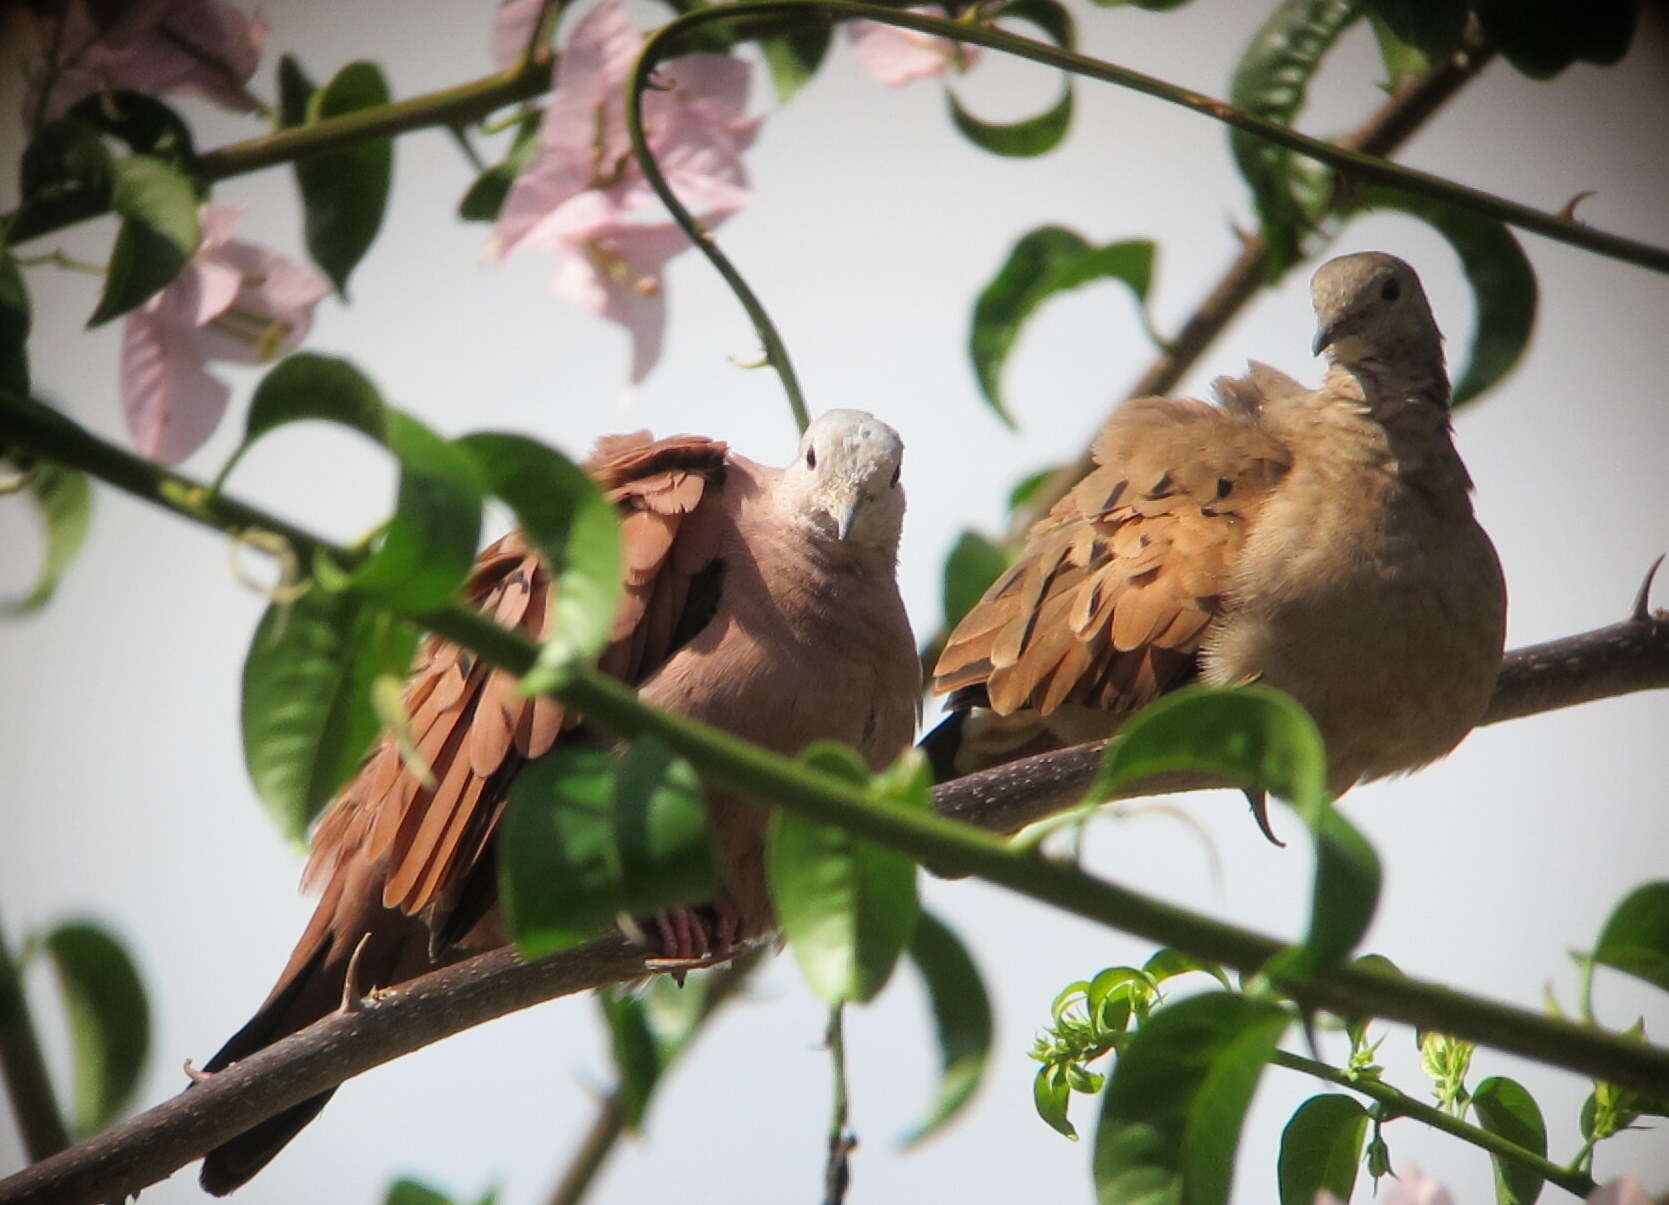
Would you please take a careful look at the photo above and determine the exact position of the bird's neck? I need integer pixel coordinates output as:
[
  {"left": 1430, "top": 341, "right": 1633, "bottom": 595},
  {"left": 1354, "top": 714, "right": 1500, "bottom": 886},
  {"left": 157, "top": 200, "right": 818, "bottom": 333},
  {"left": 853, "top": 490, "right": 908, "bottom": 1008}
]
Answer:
[{"left": 1320, "top": 360, "right": 1476, "bottom": 509}]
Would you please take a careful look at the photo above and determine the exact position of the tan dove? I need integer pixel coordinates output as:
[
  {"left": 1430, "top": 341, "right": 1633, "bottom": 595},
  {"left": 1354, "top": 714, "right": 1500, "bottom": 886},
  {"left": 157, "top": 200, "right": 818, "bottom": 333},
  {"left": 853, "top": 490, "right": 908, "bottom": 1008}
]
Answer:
[
  {"left": 200, "top": 411, "right": 920, "bottom": 1194},
  {"left": 928, "top": 252, "right": 1507, "bottom": 831}
]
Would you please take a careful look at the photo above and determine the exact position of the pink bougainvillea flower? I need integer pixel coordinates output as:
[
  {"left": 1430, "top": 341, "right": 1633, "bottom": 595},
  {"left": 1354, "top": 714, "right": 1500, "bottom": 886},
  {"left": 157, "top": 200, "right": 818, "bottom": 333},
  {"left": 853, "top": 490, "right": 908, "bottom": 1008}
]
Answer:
[
  {"left": 121, "top": 205, "right": 329, "bottom": 463},
  {"left": 847, "top": 6, "right": 980, "bottom": 88},
  {"left": 492, "top": 0, "right": 759, "bottom": 382},
  {"left": 491, "top": 0, "right": 548, "bottom": 70},
  {"left": 1587, "top": 1180, "right": 1651, "bottom": 1205},
  {"left": 18, "top": 0, "right": 269, "bottom": 125}
]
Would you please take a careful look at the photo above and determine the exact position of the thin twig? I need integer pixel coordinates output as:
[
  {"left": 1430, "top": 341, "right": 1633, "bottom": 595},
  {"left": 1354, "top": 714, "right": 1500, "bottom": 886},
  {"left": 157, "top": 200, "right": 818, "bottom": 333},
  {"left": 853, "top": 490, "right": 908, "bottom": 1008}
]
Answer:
[{"left": 822, "top": 1005, "right": 854, "bottom": 1205}]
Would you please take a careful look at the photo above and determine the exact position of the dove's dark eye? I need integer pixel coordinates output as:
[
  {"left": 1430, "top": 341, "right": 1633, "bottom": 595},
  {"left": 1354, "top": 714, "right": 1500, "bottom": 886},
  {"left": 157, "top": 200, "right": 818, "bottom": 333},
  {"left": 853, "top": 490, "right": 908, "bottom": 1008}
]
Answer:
[
  {"left": 805, "top": 447, "right": 816, "bottom": 469},
  {"left": 1381, "top": 278, "right": 1401, "bottom": 302}
]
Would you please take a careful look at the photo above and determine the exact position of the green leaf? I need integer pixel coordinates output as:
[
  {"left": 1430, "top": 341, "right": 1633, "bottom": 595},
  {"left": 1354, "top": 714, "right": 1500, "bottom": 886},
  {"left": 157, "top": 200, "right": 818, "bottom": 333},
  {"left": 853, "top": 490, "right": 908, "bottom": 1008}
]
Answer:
[
  {"left": 1366, "top": 15, "right": 1431, "bottom": 89},
  {"left": 11, "top": 120, "right": 114, "bottom": 241},
  {"left": 295, "top": 61, "right": 393, "bottom": 295},
  {"left": 242, "top": 588, "right": 419, "bottom": 840},
  {"left": 1007, "top": 465, "right": 1056, "bottom": 514},
  {"left": 1473, "top": 1076, "right": 1547, "bottom": 1205},
  {"left": 455, "top": 432, "right": 621, "bottom": 686},
  {"left": 499, "top": 739, "right": 714, "bottom": 958},
  {"left": 1089, "top": 685, "right": 1379, "bottom": 973},
  {"left": 768, "top": 743, "right": 922, "bottom": 1005},
  {"left": 1277, "top": 1094, "right": 1369, "bottom": 1205},
  {"left": 87, "top": 156, "right": 200, "bottom": 327},
  {"left": 384, "top": 1179, "right": 455, "bottom": 1205},
  {"left": 970, "top": 227, "right": 1155, "bottom": 426},
  {"left": 601, "top": 972, "right": 710, "bottom": 1130},
  {"left": 1034, "top": 1062, "right": 1078, "bottom": 1139},
  {"left": 1228, "top": 0, "right": 1360, "bottom": 279},
  {"left": 40, "top": 921, "right": 150, "bottom": 1133},
  {"left": 1, "top": 457, "right": 92, "bottom": 616},
  {"left": 948, "top": 0, "right": 1074, "bottom": 158},
  {"left": 1142, "top": 948, "right": 1232, "bottom": 991},
  {"left": 64, "top": 91, "right": 199, "bottom": 179},
  {"left": 1093, "top": 992, "right": 1289, "bottom": 1205},
  {"left": 1359, "top": 0, "right": 1464, "bottom": 60},
  {"left": 277, "top": 54, "right": 317, "bottom": 127},
  {"left": 0, "top": 251, "right": 27, "bottom": 394},
  {"left": 760, "top": 20, "right": 832, "bottom": 104},
  {"left": 457, "top": 113, "right": 541, "bottom": 223},
  {"left": 1474, "top": 0, "right": 1635, "bottom": 79},
  {"left": 228, "top": 354, "right": 485, "bottom": 612},
  {"left": 1356, "top": 186, "right": 1536, "bottom": 406},
  {"left": 902, "top": 910, "right": 993, "bottom": 1146},
  {"left": 941, "top": 530, "right": 1008, "bottom": 632},
  {"left": 1593, "top": 881, "right": 1669, "bottom": 995}
]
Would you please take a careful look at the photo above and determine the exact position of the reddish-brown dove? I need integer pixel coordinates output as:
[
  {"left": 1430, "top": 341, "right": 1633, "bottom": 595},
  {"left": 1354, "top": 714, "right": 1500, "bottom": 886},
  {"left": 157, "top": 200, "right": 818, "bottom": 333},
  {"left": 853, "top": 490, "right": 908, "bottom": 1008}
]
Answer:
[
  {"left": 928, "top": 252, "right": 1507, "bottom": 828},
  {"left": 199, "top": 410, "right": 919, "bottom": 1194}
]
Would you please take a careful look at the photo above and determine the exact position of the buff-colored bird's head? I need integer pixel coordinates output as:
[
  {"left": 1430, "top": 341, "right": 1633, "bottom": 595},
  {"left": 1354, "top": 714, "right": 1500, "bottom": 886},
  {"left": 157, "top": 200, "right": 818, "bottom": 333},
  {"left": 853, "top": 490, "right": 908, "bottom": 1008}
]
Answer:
[
  {"left": 781, "top": 409, "right": 906, "bottom": 551},
  {"left": 1309, "top": 252, "right": 1444, "bottom": 375}
]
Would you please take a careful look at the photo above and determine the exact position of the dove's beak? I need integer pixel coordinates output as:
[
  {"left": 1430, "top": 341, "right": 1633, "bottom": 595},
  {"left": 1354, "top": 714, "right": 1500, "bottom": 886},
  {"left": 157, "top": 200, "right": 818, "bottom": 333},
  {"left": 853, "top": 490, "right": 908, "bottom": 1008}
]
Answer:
[
  {"left": 1311, "top": 322, "right": 1338, "bottom": 357},
  {"left": 835, "top": 494, "right": 864, "bottom": 541}
]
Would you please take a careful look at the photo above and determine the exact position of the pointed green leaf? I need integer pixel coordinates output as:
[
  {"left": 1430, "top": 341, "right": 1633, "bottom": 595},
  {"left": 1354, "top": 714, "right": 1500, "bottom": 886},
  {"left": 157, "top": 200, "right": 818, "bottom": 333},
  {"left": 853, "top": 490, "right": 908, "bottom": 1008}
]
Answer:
[
  {"left": 760, "top": 20, "right": 832, "bottom": 104},
  {"left": 88, "top": 156, "right": 199, "bottom": 326},
  {"left": 1472, "top": 1076, "right": 1547, "bottom": 1205},
  {"left": 1366, "top": 15, "right": 1431, "bottom": 89},
  {"left": 1034, "top": 1062, "right": 1078, "bottom": 1139},
  {"left": 768, "top": 743, "right": 922, "bottom": 1004},
  {"left": 1277, "top": 1094, "right": 1369, "bottom": 1205},
  {"left": 1007, "top": 465, "right": 1056, "bottom": 514},
  {"left": 457, "top": 113, "right": 541, "bottom": 223},
  {"left": 277, "top": 54, "right": 317, "bottom": 127},
  {"left": 40, "top": 921, "right": 150, "bottom": 1134},
  {"left": 500, "top": 739, "right": 714, "bottom": 958},
  {"left": 454, "top": 432, "right": 621, "bottom": 687},
  {"left": 601, "top": 971, "right": 711, "bottom": 1130},
  {"left": 1228, "top": 0, "right": 1360, "bottom": 278},
  {"left": 2, "top": 456, "right": 91, "bottom": 617},
  {"left": 295, "top": 61, "right": 393, "bottom": 295},
  {"left": 65, "top": 91, "right": 199, "bottom": 179},
  {"left": 384, "top": 1182, "right": 454, "bottom": 1205},
  {"left": 1142, "top": 948, "right": 1232, "bottom": 991},
  {"left": 970, "top": 227, "right": 1155, "bottom": 425},
  {"left": 242, "top": 589, "right": 419, "bottom": 840},
  {"left": 1593, "top": 881, "right": 1669, "bottom": 995},
  {"left": 1474, "top": 0, "right": 1635, "bottom": 79},
  {"left": 1093, "top": 992, "right": 1289, "bottom": 1205},
  {"left": 902, "top": 910, "right": 993, "bottom": 1146},
  {"left": 948, "top": 0, "right": 1074, "bottom": 158},
  {"left": 1356, "top": 186, "right": 1536, "bottom": 406},
  {"left": 941, "top": 530, "right": 1008, "bottom": 631},
  {"left": 227, "top": 354, "right": 485, "bottom": 612}
]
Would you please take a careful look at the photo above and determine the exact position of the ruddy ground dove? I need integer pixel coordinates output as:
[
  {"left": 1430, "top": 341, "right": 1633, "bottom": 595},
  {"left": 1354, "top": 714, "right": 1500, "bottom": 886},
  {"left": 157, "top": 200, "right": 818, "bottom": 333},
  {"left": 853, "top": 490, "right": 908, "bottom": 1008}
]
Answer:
[
  {"left": 199, "top": 410, "right": 920, "bottom": 1193},
  {"left": 928, "top": 252, "right": 1508, "bottom": 827}
]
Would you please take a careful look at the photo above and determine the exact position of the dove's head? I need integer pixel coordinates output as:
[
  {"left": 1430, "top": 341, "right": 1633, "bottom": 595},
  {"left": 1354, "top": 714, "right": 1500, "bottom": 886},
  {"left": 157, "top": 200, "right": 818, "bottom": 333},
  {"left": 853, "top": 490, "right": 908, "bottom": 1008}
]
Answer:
[
  {"left": 1309, "top": 252, "right": 1443, "bottom": 377},
  {"left": 781, "top": 409, "right": 906, "bottom": 551}
]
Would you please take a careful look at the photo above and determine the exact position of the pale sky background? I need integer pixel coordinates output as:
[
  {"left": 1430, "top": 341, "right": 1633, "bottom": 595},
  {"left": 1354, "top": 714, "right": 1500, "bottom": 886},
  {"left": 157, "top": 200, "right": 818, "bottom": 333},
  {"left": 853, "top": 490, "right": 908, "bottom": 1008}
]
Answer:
[{"left": 3, "top": 2, "right": 1668, "bottom": 1203}]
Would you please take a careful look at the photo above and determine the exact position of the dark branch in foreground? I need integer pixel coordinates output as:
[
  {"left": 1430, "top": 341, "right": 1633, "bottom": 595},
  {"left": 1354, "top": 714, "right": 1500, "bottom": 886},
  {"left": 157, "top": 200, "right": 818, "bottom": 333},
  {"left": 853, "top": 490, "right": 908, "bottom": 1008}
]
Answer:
[{"left": 2, "top": 587, "right": 1664, "bottom": 1205}]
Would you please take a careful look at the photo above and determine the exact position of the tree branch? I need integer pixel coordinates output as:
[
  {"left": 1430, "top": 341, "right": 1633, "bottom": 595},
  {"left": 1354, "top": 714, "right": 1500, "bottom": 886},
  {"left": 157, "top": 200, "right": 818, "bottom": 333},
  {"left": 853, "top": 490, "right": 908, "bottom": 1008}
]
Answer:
[
  {"left": 0, "top": 910, "right": 69, "bottom": 1163},
  {"left": 3, "top": 403, "right": 1667, "bottom": 1205}
]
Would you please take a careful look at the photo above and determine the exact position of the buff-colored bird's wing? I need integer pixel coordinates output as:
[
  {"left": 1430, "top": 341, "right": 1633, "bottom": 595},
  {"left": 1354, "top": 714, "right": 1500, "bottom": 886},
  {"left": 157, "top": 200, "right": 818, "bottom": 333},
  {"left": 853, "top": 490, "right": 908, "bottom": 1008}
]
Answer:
[{"left": 934, "top": 394, "right": 1291, "bottom": 723}]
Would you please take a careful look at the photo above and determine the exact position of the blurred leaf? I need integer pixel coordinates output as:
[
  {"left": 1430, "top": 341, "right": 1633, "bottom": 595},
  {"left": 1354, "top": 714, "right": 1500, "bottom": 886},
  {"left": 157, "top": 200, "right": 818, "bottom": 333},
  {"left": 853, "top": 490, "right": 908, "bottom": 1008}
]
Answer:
[
  {"left": 64, "top": 91, "right": 199, "bottom": 179},
  {"left": 228, "top": 354, "right": 485, "bottom": 612},
  {"left": 500, "top": 740, "right": 714, "bottom": 958},
  {"left": 1095, "top": 0, "right": 1194, "bottom": 7},
  {"left": 1277, "top": 1094, "right": 1368, "bottom": 1205},
  {"left": 457, "top": 112, "right": 541, "bottom": 222},
  {"left": 295, "top": 61, "right": 393, "bottom": 295},
  {"left": 970, "top": 227, "right": 1155, "bottom": 426},
  {"left": 1357, "top": 186, "right": 1536, "bottom": 406},
  {"left": 1, "top": 458, "right": 92, "bottom": 616},
  {"left": 1473, "top": 1076, "right": 1547, "bottom": 1205},
  {"left": 1228, "top": 0, "right": 1359, "bottom": 278},
  {"left": 941, "top": 530, "right": 1008, "bottom": 631},
  {"left": 456, "top": 432, "right": 621, "bottom": 688},
  {"left": 903, "top": 910, "right": 993, "bottom": 1146},
  {"left": 1367, "top": 15, "right": 1431, "bottom": 87},
  {"left": 1593, "top": 881, "right": 1669, "bottom": 995},
  {"left": 40, "top": 921, "right": 150, "bottom": 1133},
  {"left": 1090, "top": 685, "right": 1378, "bottom": 973},
  {"left": 948, "top": 0, "right": 1074, "bottom": 158},
  {"left": 761, "top": 20, "right": 832, "bottom": 104},
  {"left": 1143, "top": 948, "right": 1232, "bottom": 991},
  {"left": 1034, "top": 1062, "right": 1078, "bottom": 1139},
  {"left": 276, "top": 53, "right": 316, "bottom": 127},
  {"left": 1359, "top": 0, "right": 1463, "bottom": 60},
  {"left": 88, "top": 156, "right": 199, "bottom": 327},
  {"left": 242, "top": 589, "right": 418, "bottom": 840},
  {"left": 0, "top": 251, "right": 27, "bottom": 394},
  {"left": 11, "top": 119, "right": 114, "bottom": 239},
  {"left": 602, "top": 972, "right": 711, "bottom": 1130},
  {"left": 1094, "top": 992, "right": 1288, "bottom": 1205},
  {"left": 384, "top": 1180, "right": 454, "bottom": 1205},
  {"left": 768, "top": 743, "right": 922, "bottom": 1004},
  {"left": 1474, "top": 0, "right": 1635, "bottom": 79},
  {"left": 1007, "top": 465, "right": 1056, "bottom": 514}
]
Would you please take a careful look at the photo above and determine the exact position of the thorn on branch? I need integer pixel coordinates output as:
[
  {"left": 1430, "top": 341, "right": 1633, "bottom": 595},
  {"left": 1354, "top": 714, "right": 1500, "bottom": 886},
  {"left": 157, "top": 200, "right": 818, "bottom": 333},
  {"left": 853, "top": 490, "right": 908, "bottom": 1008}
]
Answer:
[
  {"left": 338, "top": 932, "right": 374, "bottom": 1014},
  {"left": 1559, "top": 190, "right": 1597, "bottom": 222},
  {"left": 1631, "top": 554, "right": 1664, "bottom": 622},
  {"left": 181, "top": 1059, "right": 214, "bottom": 1084}
]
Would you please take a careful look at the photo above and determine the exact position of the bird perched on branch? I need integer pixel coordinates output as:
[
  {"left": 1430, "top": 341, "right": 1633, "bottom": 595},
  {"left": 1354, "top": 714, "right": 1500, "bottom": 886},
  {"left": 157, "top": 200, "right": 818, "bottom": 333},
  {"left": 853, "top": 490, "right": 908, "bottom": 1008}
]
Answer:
[
  {"left": 199, "top": 410, "right": 919, "bottom": 1194},
  {"left": 927, "top": 252, "right": 1507, "bottom": 834}
]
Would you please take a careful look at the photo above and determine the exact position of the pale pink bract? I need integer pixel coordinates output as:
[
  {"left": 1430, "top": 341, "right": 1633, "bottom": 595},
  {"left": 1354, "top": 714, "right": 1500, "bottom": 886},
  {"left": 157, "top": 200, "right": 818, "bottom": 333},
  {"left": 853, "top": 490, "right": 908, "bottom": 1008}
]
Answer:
[{"left": 848, "top": 5, "right": 980, "bottom": 88}]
